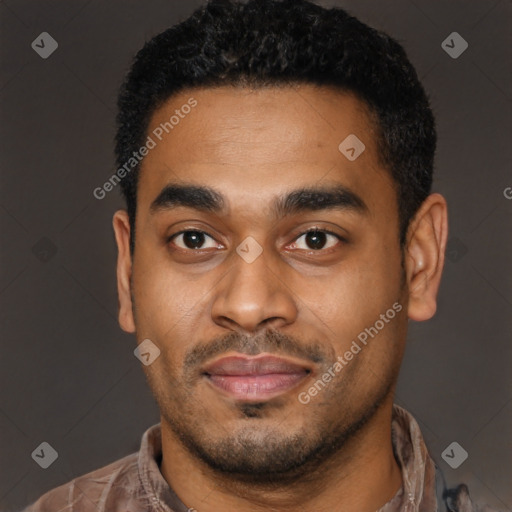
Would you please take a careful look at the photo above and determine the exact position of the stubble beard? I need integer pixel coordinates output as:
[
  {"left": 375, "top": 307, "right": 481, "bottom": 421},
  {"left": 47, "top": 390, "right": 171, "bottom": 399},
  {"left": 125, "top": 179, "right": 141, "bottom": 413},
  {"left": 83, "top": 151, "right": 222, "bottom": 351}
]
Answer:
[{"left": 152, "top": 357, "right": 398, "bottom": 486}]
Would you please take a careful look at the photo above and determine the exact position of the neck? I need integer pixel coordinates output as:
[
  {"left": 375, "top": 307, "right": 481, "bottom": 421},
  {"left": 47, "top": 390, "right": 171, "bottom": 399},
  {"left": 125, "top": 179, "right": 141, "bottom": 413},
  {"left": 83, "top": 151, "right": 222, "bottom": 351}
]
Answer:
[{"left": 160, "top": 399, "right": 402, "bottom": 512}]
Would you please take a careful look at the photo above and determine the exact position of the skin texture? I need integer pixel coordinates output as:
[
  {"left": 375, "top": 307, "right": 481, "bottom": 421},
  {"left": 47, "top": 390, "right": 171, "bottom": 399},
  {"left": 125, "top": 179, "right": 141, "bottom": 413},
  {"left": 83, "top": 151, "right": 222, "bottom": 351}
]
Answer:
[{"left": 112, "top": 85, "right": 448, "bottom": 512}]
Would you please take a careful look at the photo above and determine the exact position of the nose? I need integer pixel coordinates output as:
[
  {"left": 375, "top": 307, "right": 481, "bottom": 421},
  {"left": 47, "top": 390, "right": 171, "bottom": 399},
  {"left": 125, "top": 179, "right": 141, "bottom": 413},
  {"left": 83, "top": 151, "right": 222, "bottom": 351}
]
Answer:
[{"left": 211, "top": 248, "right": 298, "bottom": 334}]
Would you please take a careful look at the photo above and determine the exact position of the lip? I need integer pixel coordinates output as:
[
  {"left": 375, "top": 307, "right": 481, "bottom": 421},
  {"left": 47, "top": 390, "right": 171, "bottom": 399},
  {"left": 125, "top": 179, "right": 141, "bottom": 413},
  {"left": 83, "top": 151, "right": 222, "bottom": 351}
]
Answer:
[{"left": 202, "top": 354, "right": 311, "bottom": 401}]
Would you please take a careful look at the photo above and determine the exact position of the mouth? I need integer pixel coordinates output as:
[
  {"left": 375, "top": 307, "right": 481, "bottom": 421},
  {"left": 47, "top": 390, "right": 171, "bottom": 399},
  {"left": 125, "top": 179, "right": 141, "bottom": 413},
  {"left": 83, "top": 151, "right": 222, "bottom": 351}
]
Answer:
[{"left": 202, "top": 354, "right": 312, "bottom": 401}]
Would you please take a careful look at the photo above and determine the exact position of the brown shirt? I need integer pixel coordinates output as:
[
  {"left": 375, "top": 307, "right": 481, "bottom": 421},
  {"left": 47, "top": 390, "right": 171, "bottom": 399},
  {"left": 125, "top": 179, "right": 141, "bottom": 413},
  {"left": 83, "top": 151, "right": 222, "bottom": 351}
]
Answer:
[{"left": 21, "top": 405, "right": 489, "bottom": 512}]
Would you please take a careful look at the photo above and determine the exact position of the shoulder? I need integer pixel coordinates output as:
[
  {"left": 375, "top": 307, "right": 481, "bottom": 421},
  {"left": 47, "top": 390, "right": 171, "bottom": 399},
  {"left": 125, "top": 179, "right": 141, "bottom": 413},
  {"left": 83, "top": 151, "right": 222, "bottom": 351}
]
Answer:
[{"left": 21, "top": 452, "right": 139, "bottom": 512}]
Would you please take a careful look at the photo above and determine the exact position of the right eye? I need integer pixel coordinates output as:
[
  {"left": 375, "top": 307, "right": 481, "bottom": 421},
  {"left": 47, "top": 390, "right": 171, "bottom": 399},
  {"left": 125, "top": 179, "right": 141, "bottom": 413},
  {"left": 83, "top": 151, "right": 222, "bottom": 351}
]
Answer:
[{"left": 168, "top": 230, "right": 220, "bottom": 251}]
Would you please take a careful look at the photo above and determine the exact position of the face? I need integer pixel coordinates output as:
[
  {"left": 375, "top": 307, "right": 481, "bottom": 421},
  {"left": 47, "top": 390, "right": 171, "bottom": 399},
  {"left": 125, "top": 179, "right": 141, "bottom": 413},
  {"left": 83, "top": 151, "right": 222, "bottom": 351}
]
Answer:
[{"left": 117, "top": 85, "right": 412, "bottom": 480}]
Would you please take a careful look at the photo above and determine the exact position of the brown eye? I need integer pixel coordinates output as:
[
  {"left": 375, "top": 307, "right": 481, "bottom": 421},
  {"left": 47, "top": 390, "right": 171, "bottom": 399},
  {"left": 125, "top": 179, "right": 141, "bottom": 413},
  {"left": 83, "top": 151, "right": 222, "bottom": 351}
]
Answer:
[
  {"left": 170, "top": 230, "right": 218, "bottom": 250},
  {"left": 293, "top": 229, "right": 342, "bottom": 251},
  {"left": 305, "top": 230, "right": 327, "bottom": 250}
]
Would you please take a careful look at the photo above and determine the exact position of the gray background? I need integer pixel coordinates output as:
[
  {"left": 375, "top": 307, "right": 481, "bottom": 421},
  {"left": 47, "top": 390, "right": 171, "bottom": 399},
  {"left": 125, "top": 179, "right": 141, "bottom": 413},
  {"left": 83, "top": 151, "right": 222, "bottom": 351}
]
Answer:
[{"left": 0, "top": 0, "right": 510, "bottom": 510}]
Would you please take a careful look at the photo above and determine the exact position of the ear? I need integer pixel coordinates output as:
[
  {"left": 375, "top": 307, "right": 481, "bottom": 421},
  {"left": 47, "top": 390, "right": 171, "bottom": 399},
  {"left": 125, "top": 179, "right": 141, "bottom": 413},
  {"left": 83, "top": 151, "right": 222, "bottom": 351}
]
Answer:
[
  {"left": 112, "top": 210, "right": 136, "bottom": 333},
  {"left": 404, "top": 193, "right": 448, "bottom": 321}
]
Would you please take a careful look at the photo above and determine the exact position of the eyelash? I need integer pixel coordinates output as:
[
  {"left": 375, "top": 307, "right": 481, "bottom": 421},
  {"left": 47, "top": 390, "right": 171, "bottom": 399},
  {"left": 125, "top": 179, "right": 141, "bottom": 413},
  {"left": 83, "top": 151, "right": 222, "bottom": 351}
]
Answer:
[{"left": 167, "top": 228, "right": 346, "bottom": 253}]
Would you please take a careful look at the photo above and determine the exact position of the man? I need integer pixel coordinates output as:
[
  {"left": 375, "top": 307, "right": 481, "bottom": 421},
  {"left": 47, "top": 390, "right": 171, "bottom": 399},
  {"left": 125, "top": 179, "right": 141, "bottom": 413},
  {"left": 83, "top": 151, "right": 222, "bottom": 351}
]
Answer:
[{"left": 23, "top": 0, "right": 495, "bottom": 511}]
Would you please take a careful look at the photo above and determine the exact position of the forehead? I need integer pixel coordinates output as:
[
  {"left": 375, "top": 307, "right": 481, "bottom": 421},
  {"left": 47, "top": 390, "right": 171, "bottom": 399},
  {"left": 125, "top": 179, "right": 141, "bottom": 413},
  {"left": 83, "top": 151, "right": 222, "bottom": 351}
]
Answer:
[{"left": 137, "top": 85, "right": 393, "bottom": 215}]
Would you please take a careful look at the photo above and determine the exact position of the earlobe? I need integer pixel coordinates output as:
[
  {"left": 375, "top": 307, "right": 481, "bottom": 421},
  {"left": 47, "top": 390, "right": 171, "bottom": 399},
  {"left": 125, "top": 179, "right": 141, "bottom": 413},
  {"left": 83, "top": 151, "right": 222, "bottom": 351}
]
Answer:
[
  {"left": 405, "top": 193, "right": 448, "bottom": 322},
  {"left": 112, "top": 210, "right": 136, "bottom": 333}
]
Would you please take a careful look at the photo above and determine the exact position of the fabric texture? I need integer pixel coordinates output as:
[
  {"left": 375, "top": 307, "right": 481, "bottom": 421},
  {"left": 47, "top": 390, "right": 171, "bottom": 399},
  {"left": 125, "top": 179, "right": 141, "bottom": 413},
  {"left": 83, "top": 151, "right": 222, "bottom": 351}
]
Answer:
[{"left": 21, "top": 405, "right": 495, "bottom": 512}]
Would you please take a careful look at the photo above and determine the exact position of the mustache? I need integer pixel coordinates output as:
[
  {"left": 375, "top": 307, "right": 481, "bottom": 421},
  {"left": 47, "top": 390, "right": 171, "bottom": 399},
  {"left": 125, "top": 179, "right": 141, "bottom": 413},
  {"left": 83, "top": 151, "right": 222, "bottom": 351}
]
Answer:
[{"left": 183, "top": 327, "right": 330, "bottom": 371}]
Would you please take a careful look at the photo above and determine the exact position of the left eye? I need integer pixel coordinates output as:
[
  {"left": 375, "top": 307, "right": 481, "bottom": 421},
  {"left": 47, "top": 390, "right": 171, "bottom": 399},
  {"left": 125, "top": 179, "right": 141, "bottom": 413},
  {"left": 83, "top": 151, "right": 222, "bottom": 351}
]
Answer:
[{"left": 291, "top": 230, "right": 342, "bottom": 251}]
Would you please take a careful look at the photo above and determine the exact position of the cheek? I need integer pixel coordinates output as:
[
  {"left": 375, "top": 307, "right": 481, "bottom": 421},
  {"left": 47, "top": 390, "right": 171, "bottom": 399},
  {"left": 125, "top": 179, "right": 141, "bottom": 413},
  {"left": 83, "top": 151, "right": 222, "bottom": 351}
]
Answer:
[
  {"left": 132, "top": 259, "right": 208, "bottom": 335},
  {"left": 299, "top": 248, "right": 403, "bottom": 344}
]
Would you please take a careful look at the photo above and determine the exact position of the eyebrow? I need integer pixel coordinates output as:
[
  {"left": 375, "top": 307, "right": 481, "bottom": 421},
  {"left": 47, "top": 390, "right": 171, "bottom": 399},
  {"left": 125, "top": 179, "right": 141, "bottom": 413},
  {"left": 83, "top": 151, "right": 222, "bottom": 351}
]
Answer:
[{"left": 149, "top": 182, "right": 368, "bottom": 217}]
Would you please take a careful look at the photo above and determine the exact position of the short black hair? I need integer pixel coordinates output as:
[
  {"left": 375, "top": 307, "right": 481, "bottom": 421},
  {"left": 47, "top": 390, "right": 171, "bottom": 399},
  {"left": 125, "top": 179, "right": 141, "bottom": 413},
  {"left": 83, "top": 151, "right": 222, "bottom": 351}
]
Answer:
[{"left": 115, "top": 0, "right": 436, "bottom": 254}]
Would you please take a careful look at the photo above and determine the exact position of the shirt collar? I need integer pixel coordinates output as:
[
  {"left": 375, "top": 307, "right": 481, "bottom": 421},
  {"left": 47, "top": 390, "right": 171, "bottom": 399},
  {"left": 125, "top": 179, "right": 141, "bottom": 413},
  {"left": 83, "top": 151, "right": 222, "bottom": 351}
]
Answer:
[
  {"left": 137, "top": 423, "right": 191, "bottom": 511},
  {"left": 378, "top": 405, "right": 438, "bottom": 512}
]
